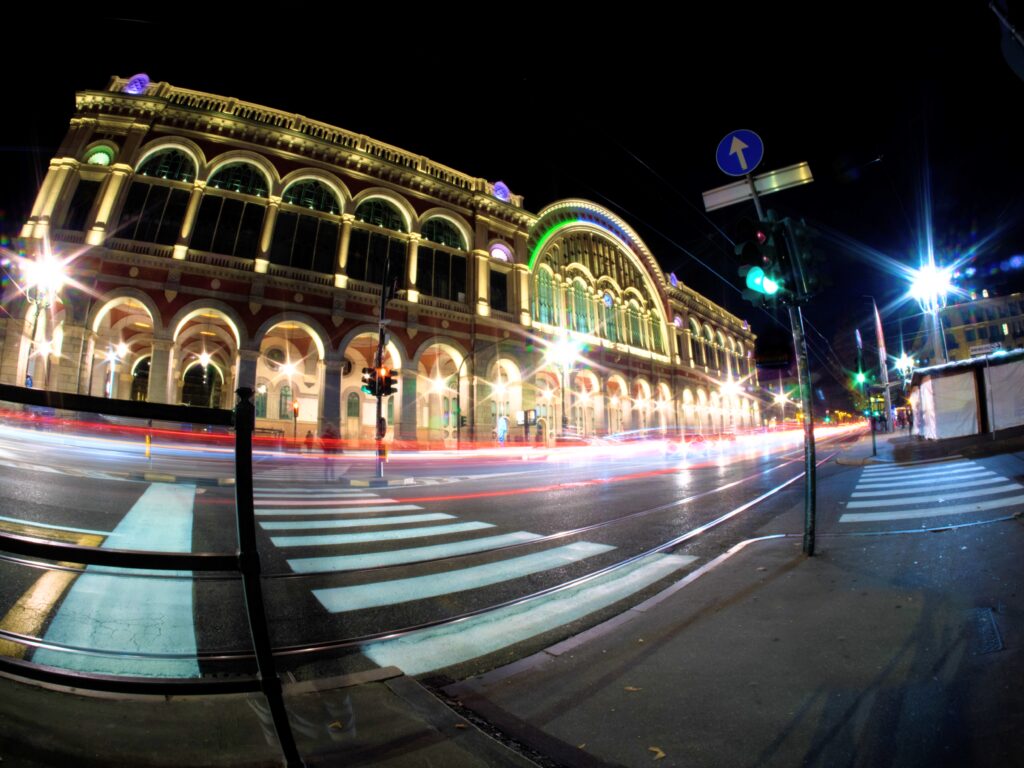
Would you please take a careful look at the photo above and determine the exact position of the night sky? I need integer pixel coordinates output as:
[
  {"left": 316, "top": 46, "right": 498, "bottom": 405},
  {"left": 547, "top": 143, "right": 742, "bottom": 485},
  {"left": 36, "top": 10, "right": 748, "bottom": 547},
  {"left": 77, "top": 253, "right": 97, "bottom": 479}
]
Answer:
[{"left": 4, "top": 9, "right": 1023, "bottom": 405}]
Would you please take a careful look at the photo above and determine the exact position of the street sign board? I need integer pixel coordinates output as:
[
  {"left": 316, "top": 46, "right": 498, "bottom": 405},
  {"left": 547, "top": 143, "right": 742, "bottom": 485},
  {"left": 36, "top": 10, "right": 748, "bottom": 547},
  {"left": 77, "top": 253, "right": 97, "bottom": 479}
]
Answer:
[
  {"left": 702, "top": 161, "right": 814, "bottom": 212},
  {"left": 970, "top": 342, "right": 1002, "bottom": 357},
  {"left": 716, "top": 130, "right": 764, "bottom": 177}
]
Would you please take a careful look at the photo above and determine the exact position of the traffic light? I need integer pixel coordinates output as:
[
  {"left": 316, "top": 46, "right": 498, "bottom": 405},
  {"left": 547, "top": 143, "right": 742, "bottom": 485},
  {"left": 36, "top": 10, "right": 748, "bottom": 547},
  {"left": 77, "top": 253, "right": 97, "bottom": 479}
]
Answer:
[
  {"left": 360, "top": 367, "right": 377, "bottom": 396},
  {"left": 736, "top": 217, "right": 784, "bottom": 305},
  {"left": 781, "top": 217, "right": 823, "bottom": 302},
  {"left": 854, "top": 371, "right": 867, "bottom": 386},
  {"left": 378, "top": 366, "right": 398, "bottom": 397}
]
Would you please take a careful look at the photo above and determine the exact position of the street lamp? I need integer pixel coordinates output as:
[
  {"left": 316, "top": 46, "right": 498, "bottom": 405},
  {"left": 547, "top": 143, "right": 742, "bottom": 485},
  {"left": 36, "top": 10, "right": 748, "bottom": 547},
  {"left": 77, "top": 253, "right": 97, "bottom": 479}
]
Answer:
[
  {"left": 908, "top": 262, "right": 953, "bottom": 365},
  {"left": 20, "top": 244, "right": 68, "bottom": 389},
  {"left": 546, "top": 334, "right": 581, "bottom": 434}
]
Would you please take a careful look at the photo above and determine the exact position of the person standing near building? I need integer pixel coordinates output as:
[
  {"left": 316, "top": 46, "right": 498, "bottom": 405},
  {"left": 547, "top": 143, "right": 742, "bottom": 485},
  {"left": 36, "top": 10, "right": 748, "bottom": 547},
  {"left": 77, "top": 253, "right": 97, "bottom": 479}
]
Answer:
[{"left": 304, "top": 430, "right": 315, "bottom": 453}]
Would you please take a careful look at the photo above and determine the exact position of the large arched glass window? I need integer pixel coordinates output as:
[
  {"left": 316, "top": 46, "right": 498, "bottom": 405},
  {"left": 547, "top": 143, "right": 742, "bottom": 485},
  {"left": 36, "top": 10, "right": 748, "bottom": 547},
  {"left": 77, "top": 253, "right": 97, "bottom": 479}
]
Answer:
[
  {"left": 628, "top": 303, "right": 644, "bottom": 349},
  {"left": 569, "top": 280, "right": 590, "bottom": 333},
  {"left": 601, "top": 297, "right": 618, "bottom": 343},
  {"left": 117, "top": 150, "right": 197, "bottom": 246},
  {"left": 535, "top": 269, "right": 556, "bottom": 325},
  {"left": 189, "top": 163, "right": 268, "bottom": 259},
  {"left": 650, "top": 314, "right": 665, "bottom": 354},
  {"left": 137, "top": 150, "right": 196, "bottom": 182},
  {"left": 422, "top": 218, "right": 464, "bottom": 249},
  {"left": 207, "top": 163, "right": 268, "bottom": 196},
  {"left": 271, "top": 180, "right": 341, "bottom": 274},
  {"left": 281, "top": 180, "right": 340, "bottom": 213},
  {"left": 417, "top": 217, "right": 467, "bottom": 303},
  {"left": 348, "top": 199, "right": 408, "bottom": 286}
]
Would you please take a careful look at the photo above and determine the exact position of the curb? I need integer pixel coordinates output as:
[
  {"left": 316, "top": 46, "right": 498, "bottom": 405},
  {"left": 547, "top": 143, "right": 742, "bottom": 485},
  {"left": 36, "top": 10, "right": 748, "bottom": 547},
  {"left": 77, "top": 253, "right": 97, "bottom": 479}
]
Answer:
[{"left": 835, "top": 455, "right": 892, "bottom": 467}]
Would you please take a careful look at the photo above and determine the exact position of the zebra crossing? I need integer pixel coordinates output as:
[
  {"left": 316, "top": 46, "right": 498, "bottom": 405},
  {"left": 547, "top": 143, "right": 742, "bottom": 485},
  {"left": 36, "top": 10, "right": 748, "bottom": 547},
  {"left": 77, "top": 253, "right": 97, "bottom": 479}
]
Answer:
[
  {"left": 840, "top": 459, "right": 1024, "bottom": 524},
  {"left": 254, "top": 484, "right": 697, "bottom": 673}
]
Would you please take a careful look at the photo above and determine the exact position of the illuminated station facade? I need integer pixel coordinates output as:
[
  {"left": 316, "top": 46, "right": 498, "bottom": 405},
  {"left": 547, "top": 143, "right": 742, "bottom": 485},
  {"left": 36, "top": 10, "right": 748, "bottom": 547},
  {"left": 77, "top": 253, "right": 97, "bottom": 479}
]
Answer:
[{"left": 2, "top": 75, "right": 759, "bottom": 444}]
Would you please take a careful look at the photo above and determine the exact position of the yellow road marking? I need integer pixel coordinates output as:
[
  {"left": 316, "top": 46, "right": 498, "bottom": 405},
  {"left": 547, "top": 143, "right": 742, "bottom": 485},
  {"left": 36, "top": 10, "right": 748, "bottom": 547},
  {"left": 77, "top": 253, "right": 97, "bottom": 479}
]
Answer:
[{"left": 0, "top": 522, "right": 104, "bottom": 659}]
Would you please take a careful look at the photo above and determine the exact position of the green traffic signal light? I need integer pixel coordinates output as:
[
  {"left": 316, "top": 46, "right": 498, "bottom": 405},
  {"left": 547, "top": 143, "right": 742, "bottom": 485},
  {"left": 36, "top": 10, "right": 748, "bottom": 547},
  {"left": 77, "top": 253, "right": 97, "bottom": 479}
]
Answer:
[
  {"left": 744, "top": 265, "right": 780, "bottom": 295},
  {"left": 854, "top": 371, "right": 867, "bottom": 385}
]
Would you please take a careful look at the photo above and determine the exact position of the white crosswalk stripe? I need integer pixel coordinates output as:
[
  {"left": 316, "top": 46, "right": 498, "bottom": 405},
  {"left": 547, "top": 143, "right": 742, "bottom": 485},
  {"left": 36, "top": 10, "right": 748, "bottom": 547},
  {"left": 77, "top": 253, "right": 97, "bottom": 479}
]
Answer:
[
  {"left": 253, "top": 485, "right": 699, "bottom": 666},
  {"left": 841, "top": 460, "right": 1024, "bottom": 524}
]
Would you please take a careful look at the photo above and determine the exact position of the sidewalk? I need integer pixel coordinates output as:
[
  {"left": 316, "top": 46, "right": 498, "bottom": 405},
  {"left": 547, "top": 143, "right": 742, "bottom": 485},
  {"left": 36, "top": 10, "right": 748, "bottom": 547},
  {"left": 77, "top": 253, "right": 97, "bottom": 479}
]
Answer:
[
  {"left": 836, "top": 423, "right": 1024, "bottom": 466},
  {"left": 447, "top": 519, "right": 1024, "bottom": 768}
]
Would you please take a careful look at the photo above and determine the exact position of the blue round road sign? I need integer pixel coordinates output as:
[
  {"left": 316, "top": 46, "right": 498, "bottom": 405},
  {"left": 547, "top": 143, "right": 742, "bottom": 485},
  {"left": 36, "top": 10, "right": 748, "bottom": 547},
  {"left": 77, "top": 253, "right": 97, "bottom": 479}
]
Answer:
[{"left": 716, "top": 130, "right": 764, "bottom": 177}]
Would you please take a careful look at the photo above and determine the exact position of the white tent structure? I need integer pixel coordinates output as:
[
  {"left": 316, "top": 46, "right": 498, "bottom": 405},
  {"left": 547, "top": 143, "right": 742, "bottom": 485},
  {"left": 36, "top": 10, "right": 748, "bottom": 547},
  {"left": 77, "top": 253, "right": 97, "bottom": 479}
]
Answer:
[{"left": 908, "top": 350, "right": 1024, "bottom": 440}]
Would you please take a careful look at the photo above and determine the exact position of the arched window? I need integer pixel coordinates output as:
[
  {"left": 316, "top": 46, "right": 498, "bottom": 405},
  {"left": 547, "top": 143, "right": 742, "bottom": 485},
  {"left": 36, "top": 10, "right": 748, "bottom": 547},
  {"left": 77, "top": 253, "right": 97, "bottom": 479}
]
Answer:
[
  {"left": 569, "top": 280, "right": 591, "bottom": 333},
  {"left": 189, "top": 163, "right": 267, "bottom": 259},
  {"left": 346, "top": 392, "right": 360, "bottom": 418},
  {"left": 354, "top": 199, "right": 406, "bottom": 231},
  {"left": 417, "top": 217, "right": 467, "bottom": 303},
  {"left": 348, "top": 199, "right": 408, "bottom": 286},
  {"left": 601, "top": 297, "right": 618, "bottom": 343},
  {"left": 137, "top": 150, "right": 195, "bottom": 182},
  {"left": 535, "top": 270, "right": 556, "bottom": 325},
  {"left": 207, "top": 163, "right": 268, "bottom": 196},
  {"left": 650, "top": 314, "right": 665, "bottom": 354},
  {"left": 255, "top": 384, "right": 268, "bottom": 418},
  {"left": 271, "top": 180, "right": 341, "bottom": 274},
  {"left": 117, "top": 150, "right": 196, "bottom": 246},
  {"left": 281, "top": 180, "right": 340, "bottom": 214},
  {"left": 422, "top": 218, "right": 465, "bottom": 249},
  {"left": 278, "top": 385, "right": 292, "bottom": 420},
  {"left": 628, "top": 303, "right": 644, "bottom": 349}
]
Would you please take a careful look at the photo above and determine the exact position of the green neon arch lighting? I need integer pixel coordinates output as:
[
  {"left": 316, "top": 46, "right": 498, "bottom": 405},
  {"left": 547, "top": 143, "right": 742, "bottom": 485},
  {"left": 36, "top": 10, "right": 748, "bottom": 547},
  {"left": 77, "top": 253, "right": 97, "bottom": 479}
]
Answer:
[{"left": 529, "top": 219, "right": 622, "bottom": 270}]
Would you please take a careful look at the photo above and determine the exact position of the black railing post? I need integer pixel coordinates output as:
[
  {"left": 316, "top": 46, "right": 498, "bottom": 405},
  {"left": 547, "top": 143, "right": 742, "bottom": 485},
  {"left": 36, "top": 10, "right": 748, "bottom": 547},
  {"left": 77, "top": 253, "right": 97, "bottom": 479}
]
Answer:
[{"left": 234, "top": 387, "right": 304, "bottom": 768}]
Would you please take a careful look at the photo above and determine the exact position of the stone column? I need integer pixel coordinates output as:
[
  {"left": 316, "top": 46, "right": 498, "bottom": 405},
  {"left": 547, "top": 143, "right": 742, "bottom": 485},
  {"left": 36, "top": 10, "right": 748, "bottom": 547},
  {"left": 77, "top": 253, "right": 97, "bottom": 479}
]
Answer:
[
  {"left": 147, "top": 337, "right": 175, "bottom": 404},
  {"left": 28, "top": 160, "right": 77, "bottom": 239},
  {"left": 337, "top": 214, "right": 354, "bottom": 273},
  {"left": 406, "top": 233, "right": 421, "bottom": 301},
  {"left": 234, "top": 348, "right": 260, "bottom": 395},
  {"left": 87, "top": 165, "right": 132, "bottom": 245},
  {"left": 514, "top": 263, "right": 531, "bottom": 325},
  {"left": 173, "top": 182, "right": 205, "bottom": 260},
  {"left": 257, "top": 197, "right": 280, "bottom": 261},
  {"left": 51, "top": 324, "right": 90, "bottom": 394},
  {"left": 320, "top": 358, "right": 343, "bottom": 431},
  {"left": 0, "top": 315, "right": 32, "bottom": 386},
  {"left": 473, "top": 249, "right": 490, "bottom": 316},
  {"left": 399, "top": 367, "right": 418, "bottom": 442}
]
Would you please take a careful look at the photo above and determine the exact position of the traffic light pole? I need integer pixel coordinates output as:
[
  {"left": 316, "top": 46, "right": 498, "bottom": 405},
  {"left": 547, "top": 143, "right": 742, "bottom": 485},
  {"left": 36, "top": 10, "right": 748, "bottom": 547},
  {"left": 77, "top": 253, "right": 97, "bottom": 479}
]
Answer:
[{"left": 788, "top": 305, "right": 817, "bottom": 557}]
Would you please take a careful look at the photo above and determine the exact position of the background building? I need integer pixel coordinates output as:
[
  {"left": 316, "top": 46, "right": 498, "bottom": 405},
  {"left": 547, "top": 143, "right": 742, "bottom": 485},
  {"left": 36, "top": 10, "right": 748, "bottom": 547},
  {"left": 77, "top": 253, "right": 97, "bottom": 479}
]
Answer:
[
  {"left": 1, "top": 76, "right": 759, "bottom": 444},
  {"left": 938, "top": 291, "right": 1024, "bottom": 361}
]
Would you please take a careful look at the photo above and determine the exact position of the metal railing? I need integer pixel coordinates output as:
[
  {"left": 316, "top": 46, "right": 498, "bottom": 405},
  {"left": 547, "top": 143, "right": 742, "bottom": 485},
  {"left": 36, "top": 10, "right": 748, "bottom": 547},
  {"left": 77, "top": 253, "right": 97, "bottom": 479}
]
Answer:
[{"left": 0, "top": 384, "right": 304, "bottom": 767}]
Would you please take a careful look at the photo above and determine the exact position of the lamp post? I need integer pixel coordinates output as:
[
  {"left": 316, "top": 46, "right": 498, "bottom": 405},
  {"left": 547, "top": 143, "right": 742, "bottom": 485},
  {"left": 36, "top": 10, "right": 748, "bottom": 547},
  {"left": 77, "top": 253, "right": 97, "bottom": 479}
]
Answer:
[{"left": 20, "top": 243, "right": 68, "bottom": 389}]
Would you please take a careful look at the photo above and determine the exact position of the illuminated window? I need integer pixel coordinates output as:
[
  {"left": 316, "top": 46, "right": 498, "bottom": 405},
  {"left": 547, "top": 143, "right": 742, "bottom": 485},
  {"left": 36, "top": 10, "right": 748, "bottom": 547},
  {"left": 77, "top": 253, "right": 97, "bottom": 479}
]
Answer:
[
  {"left": 355, "top": 199, "right": 406, "bottom": 232},
  {"left": 535, "top": 270, "right": 556, "bottom": 324},
  {"left": 208, "top": 163, "right": 268, "bottom": 196},
  {"left": 255, "top": 385, "right": 268, "bottom": 418},
  {"left": 86, "top": 147, "right": 114, "bottom": 166},
  {"left": 422, "top": 218, "right": 464, "bottom": 249},
  {"left": 278, "top": 385, "right": 292, "bottom": 419},
  {"left": 628, "top": 303, "right": 644, "bottom": 348},
  {"left": 282, "top": 180, "right": 340, "bottom": 214},
  {"left": 138, "top": 150, "right": 195, "bottom": 182},
  {"left": 347, "top": 392, "right": 360, "bottom": 418}
]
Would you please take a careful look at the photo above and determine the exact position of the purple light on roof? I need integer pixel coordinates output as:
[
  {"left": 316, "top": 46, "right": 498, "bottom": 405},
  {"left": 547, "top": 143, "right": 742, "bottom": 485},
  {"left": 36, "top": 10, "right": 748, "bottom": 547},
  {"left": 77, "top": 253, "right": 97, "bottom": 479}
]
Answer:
[
  {"left": 124, "top": 73, "right": 150, "bottom": 95},
  {"left": 1010, "top": 255, "right": 1024, "bottom": 269},
  {"left": 493, "top": 181, "right": 511, "bottom": 202},
  {"left": 669, "top": 272, "right": 678, "bottom": 287}
]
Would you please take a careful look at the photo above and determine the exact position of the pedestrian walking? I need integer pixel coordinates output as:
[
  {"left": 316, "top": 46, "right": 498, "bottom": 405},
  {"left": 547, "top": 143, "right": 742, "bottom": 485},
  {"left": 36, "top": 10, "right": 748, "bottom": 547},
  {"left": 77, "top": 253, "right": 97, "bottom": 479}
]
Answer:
[{"left": 304, "top": 430, "right": 315, "bottom": 453}]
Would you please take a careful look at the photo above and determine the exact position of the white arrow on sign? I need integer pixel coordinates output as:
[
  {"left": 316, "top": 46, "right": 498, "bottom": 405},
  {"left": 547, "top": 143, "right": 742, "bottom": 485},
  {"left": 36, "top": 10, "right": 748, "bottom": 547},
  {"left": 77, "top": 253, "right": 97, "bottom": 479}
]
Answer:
[{"left": 729, "top": 136, "right": 750, "bottom": 171}]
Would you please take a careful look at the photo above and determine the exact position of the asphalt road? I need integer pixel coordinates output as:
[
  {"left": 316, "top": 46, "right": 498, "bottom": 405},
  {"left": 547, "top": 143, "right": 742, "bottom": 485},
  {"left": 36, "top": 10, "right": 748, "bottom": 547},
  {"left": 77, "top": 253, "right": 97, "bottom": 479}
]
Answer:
[{"left": 0, "top": 423, "right": 862, "bottom": 682}]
